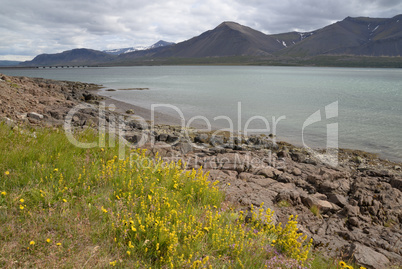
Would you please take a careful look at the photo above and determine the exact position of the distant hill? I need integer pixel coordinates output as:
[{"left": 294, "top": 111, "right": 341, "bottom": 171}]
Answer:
[
  {"left": 153, "top": 22, "right": 284, "bottom": 58},
  {"left": 20, "top": 49, "right": 116, "bottom": 66},
  {"left": 103, "top": 40, "right": 175, "bottom": 55},
  {"left": 0, "top": 60, "right": 21, "bottom": 66},
  {"left": 20, "top": 15, "right": 402, "bottom": 67},
  {"left": 277, "top": 15, "right": 402, "bottom": 56}
]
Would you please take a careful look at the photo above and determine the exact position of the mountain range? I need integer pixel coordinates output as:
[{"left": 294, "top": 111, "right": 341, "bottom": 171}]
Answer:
[{"left": 20, "top": 14, "right": 402, "bottom": 67}]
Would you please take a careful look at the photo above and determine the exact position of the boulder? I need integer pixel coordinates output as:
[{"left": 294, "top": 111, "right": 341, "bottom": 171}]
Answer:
[
  {"left": 166, "top": 135, "right": 179, "bottom": 144},
  {"left": 248, "top": 177, "right": 277, "bottom": 188},
  {"left": 158, "top": 133, "right": 169, "bottom": 142},
  {"left": 290, "top": 152, "right": 306, "bottom": 163},
  {"left": 389, "top": 177, "right": 402, "bottom": 191},
  {"left": 319, "top": 180, "right": 339, "bottom": 193},
  {"left": 341, "top": 205, "right": 361, "bottom": 217},
  {"left": 347, "top": 243, "right": 390, "bottom": 269},
  {"left": 210, "top": 135, "right": 225, "bottom": 147},
  {"left": 194, "top": 133, "right": 209, "bottom": 144},
  {"left": 247, "top": 136, "right": 262, "bottom": 145},
  {"left": 328, "top": 193, "right": 348, "bottom": 207},
  {"left": 82, "top": 92, "right": 98, "bottom": 101},
  {"left": 275, "top": 190, "right": 302, "bottom": 205},
  {"left": 47, "top": 109, "right": 64, "bottom": 120},
  {"left": 301, "top": 194, "right": 340, "bottom": 213},
  {"left": 255, "top": 167, "right": 275, "bottom": 178},
  {"left": 277, "top": 151, "right": 288, "bottom": 159},
  {"left": 347, "top": 217, "right": 360, "bottom": 227},
  {"left": 292, "top": 167, "right": 302, "bottom": 176},
  {"left": 175, "top": 142, "right": 193, "bottom": 155},
  {"left": 125, "top": 134, "right": 143, "bottom": 145},
  {"left": 27, "top": 112, "right": 44, "bottom": 120}
]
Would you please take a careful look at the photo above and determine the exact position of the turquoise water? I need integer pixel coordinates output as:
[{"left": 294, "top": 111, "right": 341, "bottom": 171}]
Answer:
[{"left": 1, "top": 66, "right": 401, "bottom": 161}]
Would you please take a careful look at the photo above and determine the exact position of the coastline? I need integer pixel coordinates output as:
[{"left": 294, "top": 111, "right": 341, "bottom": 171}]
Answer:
[
  {"left": 75, "top": 86, "right": 402, "bottom": 267},
  {"left": 96, "top": 89, "right": 236, "bottom": 135},
  {"left": 97, "top": 88, "right": 401, "bottom": 165},
  {"left": 0, "top": 71, "right": 400, "bottom": 165},
  {"left": 1, "top": 74, "right": 402, "bottom": 267},
  {"left": 99, "top": 94, "right": 185, "bottom": 127}
]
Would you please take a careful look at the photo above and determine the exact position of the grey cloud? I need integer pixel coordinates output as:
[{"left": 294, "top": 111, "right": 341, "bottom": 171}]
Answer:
[{"left": 1, "top": 0, "right": 401, "bottom": 60}]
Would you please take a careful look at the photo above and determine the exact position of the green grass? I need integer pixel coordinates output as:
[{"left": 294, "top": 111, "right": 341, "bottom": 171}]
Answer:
[
  {"left": 277, "top": 200, "right": 291, "bottom": 208},
  {"left": 310, "top": 205, "right": 321, "bottom": 218},
  {"left": 97, "top": 54, "right": 402, "bottom": 68},
  {"left": 0, "top": 122, "right": 368, "bottom": 268}
]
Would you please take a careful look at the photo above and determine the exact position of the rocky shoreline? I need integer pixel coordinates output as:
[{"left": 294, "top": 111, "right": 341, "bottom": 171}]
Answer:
[{"left": 1, "top": 74, "right": 401, "bottom": 268}]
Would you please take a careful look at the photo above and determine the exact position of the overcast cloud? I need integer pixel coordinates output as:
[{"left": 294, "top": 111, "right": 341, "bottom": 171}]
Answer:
[{"left": 1, "top": 0, "right": 401, "bottom": 60}]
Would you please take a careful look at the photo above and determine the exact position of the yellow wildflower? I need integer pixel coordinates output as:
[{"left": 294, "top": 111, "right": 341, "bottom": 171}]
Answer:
[
  {"left": 109, "top": 261, "right": 117, "bottom": 266},
  {"left": 56, "top": 242, "right": 62, "bottom": 246},
  {"left": 127, "top": 250, "right": 131, "bottom": 256},
  {"left": 53, "top": 168, "right": 58, "bottom": 172},
  {"left": 339, "top": 261, "right": 347, "bottom": 267},
  {"left": 19, "top": 198, "right": 24, "bottom": 203},
  {"left": 19, "top": 205, "right": 24, "bottom": 210},
  {"left": 46, "top": 238, "right": 51, "bottom": 243},
  {"left": 1, "top": 191, "right": 6, "bottom": 196},
  {"left": 29, "top": 241, "right": 35, "bottom": 245},
  {"left": 4, "top": 171, "right": 9, "bottom": 175},
  {"left": 63, "top": 199, "right": 67, "bottom": 203},
  {"left": 101, "top": 206, "right": 108, "bottom": 213}
]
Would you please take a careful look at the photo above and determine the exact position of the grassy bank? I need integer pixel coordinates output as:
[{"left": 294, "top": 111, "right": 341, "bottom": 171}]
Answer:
[
  {"left": 0, "top": 123, "right": 362, "bottom": 268},
  {"left": 100, "top": 55, "right": 402, "bottom": 68}
]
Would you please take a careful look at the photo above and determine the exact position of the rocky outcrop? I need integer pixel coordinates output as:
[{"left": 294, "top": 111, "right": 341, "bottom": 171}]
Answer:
[
  {"left": 0, "top": 74, "right": 103, "bottom": 127},
  {"left": 135, "top": 128, "right": 402, "bottom": 268},
  {"left": 1, "top": 73, "right": 401, "bottom": 268}
]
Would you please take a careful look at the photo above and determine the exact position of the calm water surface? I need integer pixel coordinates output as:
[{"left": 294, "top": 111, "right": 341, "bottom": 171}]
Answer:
[{"left": 1, "top": 66, "right": 401, "bottom": 161}]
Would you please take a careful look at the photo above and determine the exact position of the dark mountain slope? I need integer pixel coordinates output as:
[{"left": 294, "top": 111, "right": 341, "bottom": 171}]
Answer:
[
  {"left": 279, "top": 15, "right": 402, "bottom": 56},
  {"left": 116, "top": 44, "right": 175, "bottom": 61},
  {"left": 154, "top": 22, "right": 285, "bottom": 58},
  {"left": 19, "top": 15, "right": 402, "bottom": 66},
  {"left": 270, "top": 31, "right": 316, "bottom": 47},
  {"left": 20, "top": 49, "right": 116, "bottom": 66}
]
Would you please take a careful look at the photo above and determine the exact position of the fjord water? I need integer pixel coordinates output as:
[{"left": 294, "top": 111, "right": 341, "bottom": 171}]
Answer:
[{"left": 1, "top": 66, "right": 401, "bottom": 161}]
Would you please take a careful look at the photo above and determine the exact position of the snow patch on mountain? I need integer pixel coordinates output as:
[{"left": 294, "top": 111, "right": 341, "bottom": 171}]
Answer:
[
  {"left": 103, "top": 40, "right": 175, "bottom": 55},
  {"left": 299, "top": 32, "right": 314, "bottom": 40}
]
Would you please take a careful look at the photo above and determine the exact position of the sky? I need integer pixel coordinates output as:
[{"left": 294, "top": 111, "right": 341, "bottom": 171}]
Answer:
[{"left": 1, "top": 0, "right": 401, "bottom": 61}]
